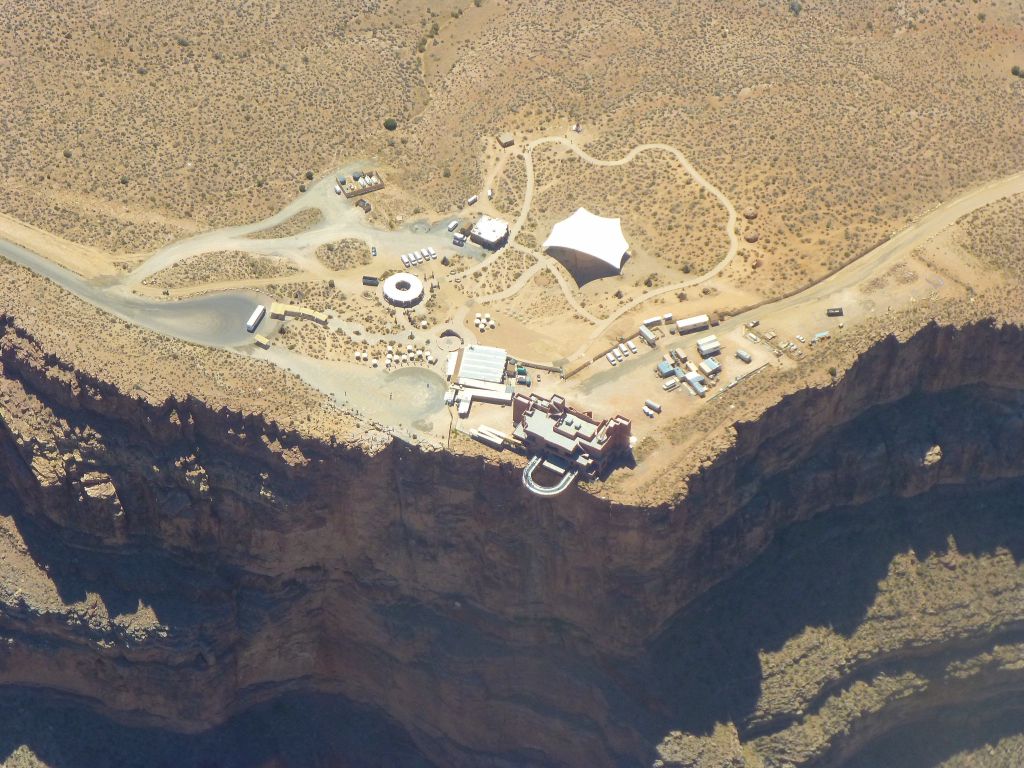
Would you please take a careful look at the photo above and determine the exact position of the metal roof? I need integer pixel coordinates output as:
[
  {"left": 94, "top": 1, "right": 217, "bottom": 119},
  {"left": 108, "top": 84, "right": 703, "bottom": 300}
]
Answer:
[{"left": 458, "top": 345, "right": 507, "bottom": 384}]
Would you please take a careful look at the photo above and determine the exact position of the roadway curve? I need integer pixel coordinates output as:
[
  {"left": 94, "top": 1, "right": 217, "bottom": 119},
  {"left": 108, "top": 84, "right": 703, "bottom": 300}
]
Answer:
[{"left": 0, "top": 239, "right": 264, "bottom": 348}]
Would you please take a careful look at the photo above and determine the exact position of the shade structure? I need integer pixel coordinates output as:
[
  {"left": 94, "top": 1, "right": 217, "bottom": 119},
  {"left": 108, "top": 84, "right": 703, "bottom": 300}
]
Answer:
[{"left": 542, "top": 208, "right": 629, "bottom": 285}]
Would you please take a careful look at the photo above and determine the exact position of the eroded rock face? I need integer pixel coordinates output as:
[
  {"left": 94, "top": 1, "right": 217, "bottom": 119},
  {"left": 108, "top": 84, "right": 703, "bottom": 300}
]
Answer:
[{"left": 0, "top": 318, "right": 1023, "bottom": 766}]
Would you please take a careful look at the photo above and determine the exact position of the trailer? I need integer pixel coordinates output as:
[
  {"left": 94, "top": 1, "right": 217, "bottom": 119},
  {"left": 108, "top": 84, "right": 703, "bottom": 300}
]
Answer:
[
  {"left": 466, "top": 194, "right": 479, "bottom": 206},
  {"left": 644, "top": 399, "right": 662, "bottom": 413},
  {"left": 826, "top": 307, "right": 844, "bottom": 317},
  {"left": 696, "top": 334, "right": 721, "bottom": 358},
  {"left": 638, "top": 325, "right": 657, "bottom": 346},
  {"left": 684, "top": 371, "right": 707, "bottom": 397},
  {"left": 736, "top": 349, "right": 752, "bottom": 364},
  {"left": 447, "top": 220, "right": 460, "bottom": 232},
  {"left": 643, "top": 316, "right": 663, "bottom": 327},
  {"left": 245, "top": 304, "right": 266, "bottom": 333},
  {"left": 676, "top": 314, "right": 710, "bottom": 334},
  {"left": 662, "top": 378, "right": 680, "bottom": 391},
  {"left": 699, "top": 358, "right": 721, "bottom": 377}
]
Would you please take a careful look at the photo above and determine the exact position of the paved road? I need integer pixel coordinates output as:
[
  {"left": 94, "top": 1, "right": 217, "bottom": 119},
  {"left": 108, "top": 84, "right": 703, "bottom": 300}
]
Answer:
[
  {"left": 0, "top": 239, "right": 265, "bottom": 348},
  {"left": 569, "top": 168, "right": 1024, "bottom": 367},
  {"left": 718, "top": 169, "right": 1024, "bottom": 327},
  {"left": 2, "top": 145, "right": 1023, "bottom": 383},
  {"left": 125, "top": 165, "right": 485, "bottom": 286}
]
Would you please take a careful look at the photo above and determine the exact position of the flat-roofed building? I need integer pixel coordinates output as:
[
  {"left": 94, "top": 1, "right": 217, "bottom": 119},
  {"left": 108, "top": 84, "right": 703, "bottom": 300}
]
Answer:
[
  {"left": 470, "top": 215, "right": 510, "bottom": 249},
  {"left": 456, "top": 345, "right": 507, "bottom": 384},
  {"left": 512, "top": 394, "right": 631, "bottom": 492},
  {"left": 497, "top": 132, "right": 515, "bottom": 148}
]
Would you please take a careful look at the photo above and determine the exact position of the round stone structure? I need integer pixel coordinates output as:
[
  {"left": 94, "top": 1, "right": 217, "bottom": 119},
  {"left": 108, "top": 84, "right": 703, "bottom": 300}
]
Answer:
[{"left": 381, "top": 272, "right": 424, "bottom": 307}]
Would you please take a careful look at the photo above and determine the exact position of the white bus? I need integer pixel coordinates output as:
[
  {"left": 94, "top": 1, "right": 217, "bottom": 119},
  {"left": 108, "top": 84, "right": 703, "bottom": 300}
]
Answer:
[{"left": 246, "top": 304, "right": 266, "bottom": 333}]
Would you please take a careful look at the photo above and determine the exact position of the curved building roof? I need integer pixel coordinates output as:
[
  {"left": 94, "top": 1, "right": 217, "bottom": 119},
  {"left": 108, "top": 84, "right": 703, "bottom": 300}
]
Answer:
[
  {"left": 542, "top": 208, "right": 629, "bottom": 271},
  {"left": 382, "top": 272, "right": 424, "bottom": 307}
]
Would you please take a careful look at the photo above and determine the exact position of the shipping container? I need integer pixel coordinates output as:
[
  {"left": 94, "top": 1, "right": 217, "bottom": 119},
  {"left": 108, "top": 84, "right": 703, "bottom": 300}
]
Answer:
[
  {"left": 736, "top": 349, "right": 752, "bottom": 363},
  {"left": 447, "top": 220, "right": 460, "bottom": 232}
]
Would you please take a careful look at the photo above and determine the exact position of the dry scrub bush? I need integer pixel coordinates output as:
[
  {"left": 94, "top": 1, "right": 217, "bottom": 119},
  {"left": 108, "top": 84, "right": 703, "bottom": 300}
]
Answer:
[
  {"left": 143, "top": 250, "right": 298, "bottom": 289},
  {"left": 247, "top": 209, "right": 322, "bottom": 240},
  {"left": 957, "top": 193, "right": 1024, "bottom": 282},
  {"left": 316, "top": 239, "right": 374, "bottom": 271}
]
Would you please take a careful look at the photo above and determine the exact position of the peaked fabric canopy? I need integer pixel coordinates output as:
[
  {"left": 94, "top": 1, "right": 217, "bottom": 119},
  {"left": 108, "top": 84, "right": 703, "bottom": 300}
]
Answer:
[{"left": 542, "top": 208, "right": 629, "bottom": 271}]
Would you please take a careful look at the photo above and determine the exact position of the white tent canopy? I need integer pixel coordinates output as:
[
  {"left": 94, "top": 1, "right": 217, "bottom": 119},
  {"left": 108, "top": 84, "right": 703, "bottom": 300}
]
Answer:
[{"left": 542, "top": 208, "right": 629, "bottom": 272}]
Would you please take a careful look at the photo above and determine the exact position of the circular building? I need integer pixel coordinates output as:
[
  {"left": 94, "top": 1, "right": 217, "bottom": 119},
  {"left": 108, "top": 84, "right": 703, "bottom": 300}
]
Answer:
[
  {"left": 542, "top": 208, "right": 629, "bottom": 286},
  {"left": 382, "top": 272, "right": 424, "bottom": 307}
]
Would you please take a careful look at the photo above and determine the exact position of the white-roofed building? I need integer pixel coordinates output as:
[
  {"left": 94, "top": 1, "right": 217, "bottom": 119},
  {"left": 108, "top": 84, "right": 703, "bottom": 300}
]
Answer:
[
  {"left": 542, "top": 208, "right": 629, "bottom": 285},
  {"left": 470, "top": 215, "right": 510, "bottom": 249},
  {"left": 456, "top": 345, "right": 507, "bottom": 384}
]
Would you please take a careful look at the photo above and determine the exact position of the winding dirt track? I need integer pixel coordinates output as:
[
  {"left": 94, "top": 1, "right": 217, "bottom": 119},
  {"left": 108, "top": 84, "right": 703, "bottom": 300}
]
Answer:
[{"left": 466, "top": 136, "right": 741, "bottom": 344}]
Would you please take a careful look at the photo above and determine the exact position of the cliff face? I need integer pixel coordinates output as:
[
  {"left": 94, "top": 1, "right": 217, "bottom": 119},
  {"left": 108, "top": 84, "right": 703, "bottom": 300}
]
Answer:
[{"left": 1, "top": 317, "right": 1024, "bottom": 766}]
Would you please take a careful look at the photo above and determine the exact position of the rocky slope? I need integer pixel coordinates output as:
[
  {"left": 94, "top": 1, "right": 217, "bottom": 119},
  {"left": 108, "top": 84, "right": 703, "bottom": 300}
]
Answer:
[{"left": 1, "top": 313, "right": 1024, "bottom": 766}]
